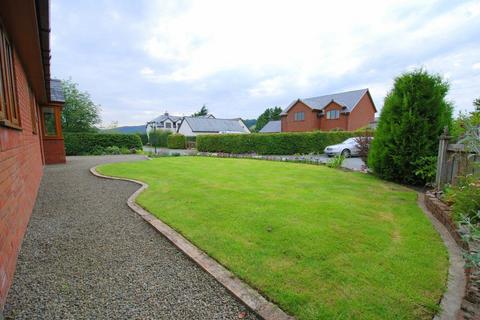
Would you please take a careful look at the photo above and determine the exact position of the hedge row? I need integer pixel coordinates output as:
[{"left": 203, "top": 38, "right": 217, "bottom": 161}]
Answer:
[
  {"left": 64, "top": 132, "right": 143, "bottom": 155},
  {"left": 136, "top": 133, "right": 148, "bottom": 145},
  {"left": 196, "top": 131, "right": 357, "bottom": 155},
  {"left": 149, "top": 130, "right": 171, "bottom": 147},
  {"left": 167, "top": 134, "right": 186, "bottom": 149}
]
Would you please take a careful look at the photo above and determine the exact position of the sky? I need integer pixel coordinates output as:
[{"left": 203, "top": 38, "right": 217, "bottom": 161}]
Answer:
[{"left": 50, "top": 0, "right": 480, "bottom": 127}]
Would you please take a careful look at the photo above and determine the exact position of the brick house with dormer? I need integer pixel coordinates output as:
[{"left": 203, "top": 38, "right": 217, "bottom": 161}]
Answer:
[{"left": 280, "top": 89, "right": 376, "bottom": 132}]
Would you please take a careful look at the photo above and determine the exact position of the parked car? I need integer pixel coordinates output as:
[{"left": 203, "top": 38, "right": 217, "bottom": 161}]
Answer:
[{"left": 324, "top": 137, "right": 372, "bottom": 157}]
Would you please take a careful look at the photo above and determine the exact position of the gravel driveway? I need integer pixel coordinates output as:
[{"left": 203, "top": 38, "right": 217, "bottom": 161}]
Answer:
[{"left": 4, "top": 155, "right": 257, "bottom": 320}]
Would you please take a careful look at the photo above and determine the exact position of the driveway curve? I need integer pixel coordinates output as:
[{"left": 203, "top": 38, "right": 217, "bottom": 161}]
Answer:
[{"left": 4, "top": 155, "right": 257, "bottom": 320}]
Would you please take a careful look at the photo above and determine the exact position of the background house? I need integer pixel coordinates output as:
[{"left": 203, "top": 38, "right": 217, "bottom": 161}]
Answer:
[
  {"left": 146, "top": 112, "right": 182, "bottom": 136},
  {"left": 0, "top": 0, "right": 66, "bottom": 309},
  {"left": 259, "top": 120, "right": 281, "bottom": 133},
  {"left": 177, "top": 117, "right": 250, "bottom": 136},
  {"left": 280, "top": 89, "right": 376, "bottom": 132}
]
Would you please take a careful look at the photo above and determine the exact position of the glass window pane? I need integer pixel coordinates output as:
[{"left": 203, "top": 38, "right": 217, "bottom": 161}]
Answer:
[{"left": 43, "top": 107, "right": 57, "bottom": 136}]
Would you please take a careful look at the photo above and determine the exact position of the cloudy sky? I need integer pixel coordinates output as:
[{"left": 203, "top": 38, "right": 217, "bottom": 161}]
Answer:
[{"left": 51, "top": 0, "right": 480, "bottom": 127}]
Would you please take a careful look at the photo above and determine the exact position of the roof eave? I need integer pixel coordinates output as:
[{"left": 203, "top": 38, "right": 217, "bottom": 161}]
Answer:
[{"left": 0, "top": 0, "right": 50, "bottom": 104}]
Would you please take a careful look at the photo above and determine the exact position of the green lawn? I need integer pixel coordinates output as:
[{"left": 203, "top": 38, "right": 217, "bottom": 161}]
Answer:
[{"left": 97, "top": 157, "right": 448, "bottom": 320}]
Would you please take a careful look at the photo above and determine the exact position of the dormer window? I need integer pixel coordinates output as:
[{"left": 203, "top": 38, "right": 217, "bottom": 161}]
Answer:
[{"left": 326, "top": 110, "right": 340, "bottom": 120}]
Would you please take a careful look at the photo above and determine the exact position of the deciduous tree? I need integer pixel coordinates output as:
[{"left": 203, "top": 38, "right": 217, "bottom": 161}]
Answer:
[
  {"left": 255, "top": 107, "right": 282, "bottom": 131},
  {"left": 61, "top": 79, "right": 101, "bottom": 132}
]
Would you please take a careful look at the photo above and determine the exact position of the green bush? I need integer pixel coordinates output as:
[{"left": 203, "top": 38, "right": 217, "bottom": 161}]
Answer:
[
  {"left": 443, "top": 175, "right": 480, "bottom": 222},
  {"left": 167, "top": 134, "right": 186, "bottom": 149},
  {"left": 104, "top": 146, "right": 121, "bottom": 155},
  {"left": 137, "top": 133, "right": 148, "bottom": 145},
  {"left": 368, "top": 69, "right": 453, "bottom": 185},
  {"left": 326, "top": 154, "right": 345, "bottom": 169},
  {"left": 149, "top": 130, "right": 171, "bottom": 147},
  {"left": 196, "top": 131, "right": 356, "bottom": 155},
  {"left": 64, "top": 132, "right": 142, "bottom": 155}
]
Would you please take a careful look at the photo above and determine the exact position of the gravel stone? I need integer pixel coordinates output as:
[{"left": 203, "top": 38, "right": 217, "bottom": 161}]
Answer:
[{"left": 4, "top": 155, "right": 258, "bottom": 320}]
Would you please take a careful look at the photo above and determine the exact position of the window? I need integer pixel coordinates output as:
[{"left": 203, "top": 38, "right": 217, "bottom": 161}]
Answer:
[
  {"left": 29, "top": 88, "right": 38, "bottom": 134},
  {"left": 294, "top": 112, "right": 305, "bottom": 121},
  {"left": 0, "top": 24, "right": 20, "bottom": 128},
  {"left": 326, "top": 110, "right": 340, "bottom": 120},
  {"left": 42, "top": 107, "right": 57, "bottom": 136},
  {"left": 165, "top": 122, "right": 172, "bottom": 128}
]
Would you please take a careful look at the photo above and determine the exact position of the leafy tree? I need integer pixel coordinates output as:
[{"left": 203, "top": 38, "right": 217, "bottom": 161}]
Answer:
[
  {"left": 368, "top": 69, "right": 453, "bottom": 185},
  {"left": 474, "top": 97, "right": 480, "bottom": 110},
  {"left": 243, "top": 119, "right": 257, "bottom": 129},
  {"left": 255, "top": 107, "right": 282, "bottom": 131},
  {"left": 192, "top": 105, "right": 208, "bottom": 117},
  {"left": 61, "top": 79, "right": 101, "bottom": 132},
  {"left": 451, "top": 97, "right": 480, "bottom": 140}
]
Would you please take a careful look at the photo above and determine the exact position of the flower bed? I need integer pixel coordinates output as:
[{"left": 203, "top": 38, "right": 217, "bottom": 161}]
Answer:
[{"left": 424, "top": 191, "right": 480, "bottom": 319}]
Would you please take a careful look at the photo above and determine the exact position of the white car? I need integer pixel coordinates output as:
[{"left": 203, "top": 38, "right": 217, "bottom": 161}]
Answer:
[{"left": 324, "top": 137, "right": 366, "bottom": 157}]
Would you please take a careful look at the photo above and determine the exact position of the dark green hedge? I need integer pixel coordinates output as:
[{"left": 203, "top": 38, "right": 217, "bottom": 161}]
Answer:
[
  {"left": 64, "top": 132, "right": 143, "bottom": 155},
  {"left": 137, "top": 133, "right": 148, "bottom": 145},
  {"left": 167, "top": 134, "right": 186, "bottom": 149},
  {"left": 149, "top": 130, "right": 171, "bottom": 147},
  {"left": 197, "top": 131, "right": 356, "bottom": 155}
]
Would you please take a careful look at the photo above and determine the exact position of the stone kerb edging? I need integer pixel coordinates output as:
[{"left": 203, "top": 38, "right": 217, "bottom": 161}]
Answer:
[
  {"left": 418, "top": 193, "right": 466, "bottom": 320},
  {"left": 90, "top": 166, "right": 294, "bottom": 320},
  {"left": 423, "top": 192, "right": 480, "bottom": 319}
]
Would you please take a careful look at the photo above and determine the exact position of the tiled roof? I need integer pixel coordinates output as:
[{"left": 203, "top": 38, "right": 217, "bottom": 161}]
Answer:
[
  {"left": 50, "top": 79, "right": 65, "bottom": 102},
  {"left": 183, "top": 117, "right": 249, "bottom": 133},
  {"left": 150, "top": 114, "right": 182, "bottom": 123},
  {"left": 259, "top": 120, "right": 281, "bottom": 133},
  {"left": 282, "top": 88, "right": 371, "bottom": 115}
]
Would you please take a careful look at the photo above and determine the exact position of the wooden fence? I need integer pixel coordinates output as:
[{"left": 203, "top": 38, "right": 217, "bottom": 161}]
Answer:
[{"left": 435, "top": 128, "right": 479, "bottom": 188}]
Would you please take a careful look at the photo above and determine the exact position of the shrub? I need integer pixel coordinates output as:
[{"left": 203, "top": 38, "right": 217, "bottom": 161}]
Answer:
[
  {"left": 354, "top": 129, "right": 374, "bottom": 165},
  {"left": 104, "top": 146, "right": 121, "bottom": 155},
  {"left": 368, "top": 69, "right": 453, "bottom": 185},
  {"left": 149, "top": 130, "right": 171, "bottom": 147},
  {"left": 413, "top": 156, "right": 437, "bottom": 185},
  {"left": 326, "top": 155, "right": 345, "bottom": 169},
  {"left": 168, "top": 134, "right": 186, "bottom": 149},
  {"left": 137, "top": 133, "right": 148, "bottom": 145},
  {"left": 64, "top": 132, "right": 142, "bottom": 155},
  {"left": 197, "top": 131, "right": 356, "bottom": 155}
]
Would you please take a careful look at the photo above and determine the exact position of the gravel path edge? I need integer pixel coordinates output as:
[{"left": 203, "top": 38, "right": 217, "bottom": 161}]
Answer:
[
  {"left": 90, "top": 166, "right": 295, "bottom": 320},
  {"left": 417, "top": 193, "right": 466, "bottom": 320}
]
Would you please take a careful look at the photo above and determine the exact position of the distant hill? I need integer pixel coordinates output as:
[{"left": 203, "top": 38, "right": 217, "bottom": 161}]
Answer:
[{"left": 102, "top": 125, "right": 146, "bottom": 134}]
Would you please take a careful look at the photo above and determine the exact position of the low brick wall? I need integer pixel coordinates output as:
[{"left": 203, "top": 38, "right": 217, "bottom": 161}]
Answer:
[
  {"left": 424, "top": 192, "right": 467, "bottom": 250},
  {"left": 424, "top": 192, "right": 480, "bottom": 320}
]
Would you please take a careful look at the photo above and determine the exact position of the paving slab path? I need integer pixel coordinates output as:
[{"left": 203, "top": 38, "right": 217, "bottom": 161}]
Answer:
[{"left": 4, "top": 155, "right": 258, "bottom": 320}]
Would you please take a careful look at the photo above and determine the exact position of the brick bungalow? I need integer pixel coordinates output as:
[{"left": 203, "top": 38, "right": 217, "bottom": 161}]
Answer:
[
  {"left": 280, "top": 88, "right": 376, "bottom": 132},
  {"left": 0, "top": 0, "right": 66, "bottom": 310}
]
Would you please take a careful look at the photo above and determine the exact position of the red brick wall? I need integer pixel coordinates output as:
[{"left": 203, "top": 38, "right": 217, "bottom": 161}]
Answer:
[
  {"left": 44, "top": 138, "right": 66, "bottom": 164},
  {"left": 0, "top": 49, "right": 44, "bottom": 308},
  {"left": 319, "top": 102, "right": 348, "bottom": 131},
  {"left": 347, "top": 93, "right": 376, "bottom": 131},
  {"left": 281, "top": 101, "right": 320, "bottom": 132}
]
